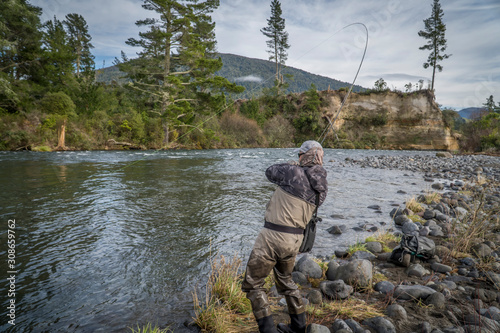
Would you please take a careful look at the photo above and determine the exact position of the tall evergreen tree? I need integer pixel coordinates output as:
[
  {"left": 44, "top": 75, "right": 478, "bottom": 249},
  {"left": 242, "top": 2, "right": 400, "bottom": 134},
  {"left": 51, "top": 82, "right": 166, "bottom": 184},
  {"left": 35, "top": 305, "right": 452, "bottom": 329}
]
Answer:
[
  {"left": 117, "top": 0, "right": 242, "bottom": 146},
  {"left": 42, "top": 16, "right": 75, "bottom": 89},
  {"left": 63, "top": 13, "right": 95, "bottom": 79},
  {"left": 418, "top": 0, "right": 451, "bottom": 91},
  {"left": 483, "top": 95, "right": 500, "bottom": 113},
  {"left": 261, "top": 0, "right": 290, "bottom": 85},
  {"left": 0, "top": 0, "right": 44, "bottom": 81},
  {"left": 0, "top": 0, "right": 44, "bottom": 112}
]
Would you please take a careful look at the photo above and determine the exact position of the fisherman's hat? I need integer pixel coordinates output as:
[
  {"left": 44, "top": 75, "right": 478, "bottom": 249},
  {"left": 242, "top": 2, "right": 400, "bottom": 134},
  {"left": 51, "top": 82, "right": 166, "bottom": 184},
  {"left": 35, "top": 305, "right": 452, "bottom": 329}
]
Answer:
[{"left": 294, "top": 140, "right": 323, "bottom": 154}]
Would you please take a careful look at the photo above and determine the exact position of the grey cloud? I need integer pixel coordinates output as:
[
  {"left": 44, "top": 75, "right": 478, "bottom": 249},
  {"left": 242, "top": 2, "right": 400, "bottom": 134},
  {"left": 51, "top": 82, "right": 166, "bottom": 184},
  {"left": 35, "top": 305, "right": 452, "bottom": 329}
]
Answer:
[
  {"left": 364, "top": 73, "right": 427, "bottom": 82},
  {"left": 30, "top": 0, "right": 500, "bottom": 109}
]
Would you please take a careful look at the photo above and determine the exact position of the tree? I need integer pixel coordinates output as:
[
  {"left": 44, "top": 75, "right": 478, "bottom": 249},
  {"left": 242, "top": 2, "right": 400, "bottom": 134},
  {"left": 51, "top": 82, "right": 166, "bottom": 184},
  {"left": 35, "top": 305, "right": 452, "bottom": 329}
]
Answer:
[
  {"left": 418, "top": 0, "right": 451, "bottom": 91},
  {"left": 374, "top": 78, "right": 387, "bottom": 92},
  {"left": 40, "top": 91, "right": 76, "bottom": 149},
  {"left": 42, "top": 16, "right": 76, "bottom": 89},
  {"left": 63, "top": 13, "right": 95, "bottom": 79},
  {"left": 0, "top": 0, "right": 45, "bottom": 112},
  {"left": 261, "top": 0, "right": 290, "bottom": 86},
  {"left": 483, "top": 95, "right": 500, "bottom": 113},
  {"left": 0, "top": 0, "right": 44, "bottom": 81},
  {"left": 117, "top": 0, "right": 242, "bottom": 146}
]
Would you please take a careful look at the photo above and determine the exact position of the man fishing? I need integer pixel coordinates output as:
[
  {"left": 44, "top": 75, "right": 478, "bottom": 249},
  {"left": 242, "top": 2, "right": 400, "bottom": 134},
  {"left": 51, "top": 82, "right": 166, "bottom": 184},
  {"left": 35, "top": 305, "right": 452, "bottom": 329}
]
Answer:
[{"left": 242, "top": 140, "right": 328, "bottom": 333}]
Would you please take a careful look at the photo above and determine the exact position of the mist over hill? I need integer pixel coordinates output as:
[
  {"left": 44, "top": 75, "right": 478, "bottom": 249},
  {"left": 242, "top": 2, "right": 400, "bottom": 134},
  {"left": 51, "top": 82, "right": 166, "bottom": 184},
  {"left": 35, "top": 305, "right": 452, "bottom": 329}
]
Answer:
[{"left": 95, "top": 53, "right": 365, "bottom": 98}]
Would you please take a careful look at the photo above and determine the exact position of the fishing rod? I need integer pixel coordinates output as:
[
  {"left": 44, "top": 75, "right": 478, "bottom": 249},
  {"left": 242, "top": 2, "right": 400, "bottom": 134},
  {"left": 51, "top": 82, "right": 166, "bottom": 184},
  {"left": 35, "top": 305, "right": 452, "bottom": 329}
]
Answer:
[
  {"left": 117, "top": 22, "right": 368, "bottom": 171},
  {"left": 318, "top": 22, "right": 368, "bottom": 146}
]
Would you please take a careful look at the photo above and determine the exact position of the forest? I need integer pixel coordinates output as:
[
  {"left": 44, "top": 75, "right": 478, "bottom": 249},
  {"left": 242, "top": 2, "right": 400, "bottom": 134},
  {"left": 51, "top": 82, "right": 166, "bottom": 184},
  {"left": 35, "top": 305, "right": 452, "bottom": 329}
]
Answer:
[{"left": 1, "top": 0, "right": 499, "bottom": 152}]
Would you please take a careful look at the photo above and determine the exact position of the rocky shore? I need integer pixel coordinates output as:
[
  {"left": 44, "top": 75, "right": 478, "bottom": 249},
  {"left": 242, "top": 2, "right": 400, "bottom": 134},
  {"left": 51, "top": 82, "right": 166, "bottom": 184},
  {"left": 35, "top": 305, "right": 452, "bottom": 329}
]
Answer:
[{"left": 268, "top": 153, "right": 500, "bottom": 333}]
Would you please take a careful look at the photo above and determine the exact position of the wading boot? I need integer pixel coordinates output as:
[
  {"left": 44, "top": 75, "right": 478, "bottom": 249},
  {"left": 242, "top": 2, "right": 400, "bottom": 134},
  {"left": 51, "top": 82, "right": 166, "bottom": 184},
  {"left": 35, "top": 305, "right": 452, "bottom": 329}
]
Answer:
[
  {"left": 277, "top": 313, "right": 306, "bottom": 333},
  {"left": 257, "top": 315, "right": 278, "bottom": 333}
]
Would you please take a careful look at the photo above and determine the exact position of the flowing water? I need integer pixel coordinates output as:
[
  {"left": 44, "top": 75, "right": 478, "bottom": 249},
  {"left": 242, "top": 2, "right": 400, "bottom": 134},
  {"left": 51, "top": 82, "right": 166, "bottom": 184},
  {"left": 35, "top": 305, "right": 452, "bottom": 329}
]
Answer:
[{"left": 0, "top": 149, "right": 438, "bottom": 332}]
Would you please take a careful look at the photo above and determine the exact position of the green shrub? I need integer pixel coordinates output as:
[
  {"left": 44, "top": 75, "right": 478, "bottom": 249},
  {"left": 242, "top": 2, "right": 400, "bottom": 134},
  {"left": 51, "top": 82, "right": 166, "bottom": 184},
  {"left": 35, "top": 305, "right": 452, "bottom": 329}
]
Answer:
[
  {"left": 2, "top": 130, "right": 31, "bottom": 149},
  {"left": 40, "top": 91, "right": 76, "bottom": 116}
]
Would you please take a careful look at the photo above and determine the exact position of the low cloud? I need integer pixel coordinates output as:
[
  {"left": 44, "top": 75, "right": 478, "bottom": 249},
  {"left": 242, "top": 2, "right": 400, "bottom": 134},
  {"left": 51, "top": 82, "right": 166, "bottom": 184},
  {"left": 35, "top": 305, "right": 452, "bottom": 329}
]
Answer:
[{"left": 233, "top": 75, "right": 263, "bottom": 83}]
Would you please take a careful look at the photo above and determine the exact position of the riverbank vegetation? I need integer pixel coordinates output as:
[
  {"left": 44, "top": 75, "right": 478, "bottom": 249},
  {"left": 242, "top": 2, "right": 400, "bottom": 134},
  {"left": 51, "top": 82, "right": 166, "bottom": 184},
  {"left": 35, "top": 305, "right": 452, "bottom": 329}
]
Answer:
[{"left": 2, "top": 1, "right": 499, "bottom": 153}]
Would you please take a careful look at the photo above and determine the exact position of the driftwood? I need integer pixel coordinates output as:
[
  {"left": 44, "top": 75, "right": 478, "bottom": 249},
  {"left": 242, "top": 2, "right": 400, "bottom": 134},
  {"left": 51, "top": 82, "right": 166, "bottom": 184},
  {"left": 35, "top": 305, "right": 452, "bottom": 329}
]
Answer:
[
  {"left": 106, "top": 139, "right": 143, "bottom": 150},
  {"left": 15, "top": 145, "right": 31, "bottom": 151}
]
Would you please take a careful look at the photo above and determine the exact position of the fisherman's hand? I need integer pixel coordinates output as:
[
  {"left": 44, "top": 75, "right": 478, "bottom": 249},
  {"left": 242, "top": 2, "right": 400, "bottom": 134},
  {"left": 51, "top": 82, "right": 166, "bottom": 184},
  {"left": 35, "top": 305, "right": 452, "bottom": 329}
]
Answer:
[{"left": 287, "top": 160, "right": 299, "bottom": 166}]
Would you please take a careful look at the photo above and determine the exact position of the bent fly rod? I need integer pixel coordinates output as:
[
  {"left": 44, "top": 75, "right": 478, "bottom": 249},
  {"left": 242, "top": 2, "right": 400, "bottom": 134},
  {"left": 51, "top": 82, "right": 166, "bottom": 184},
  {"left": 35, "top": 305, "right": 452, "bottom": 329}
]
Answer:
[{"left": 318, "top": 22, "right": 369, "bottom": 146}]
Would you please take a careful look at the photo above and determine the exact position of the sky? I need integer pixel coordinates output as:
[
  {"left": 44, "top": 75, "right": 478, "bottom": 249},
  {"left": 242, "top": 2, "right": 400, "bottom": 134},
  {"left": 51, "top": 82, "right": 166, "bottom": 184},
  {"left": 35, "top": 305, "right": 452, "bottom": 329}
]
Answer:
[{"left": 31, "top": 0, "right": 500, "bottom": 110}]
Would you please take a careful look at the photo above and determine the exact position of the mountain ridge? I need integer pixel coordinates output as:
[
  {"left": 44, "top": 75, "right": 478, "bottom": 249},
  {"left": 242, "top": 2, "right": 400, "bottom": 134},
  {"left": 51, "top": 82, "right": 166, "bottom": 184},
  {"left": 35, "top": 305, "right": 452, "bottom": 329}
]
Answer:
[{"left": 95, "top": 53, "right": 365, "bottom": 98}]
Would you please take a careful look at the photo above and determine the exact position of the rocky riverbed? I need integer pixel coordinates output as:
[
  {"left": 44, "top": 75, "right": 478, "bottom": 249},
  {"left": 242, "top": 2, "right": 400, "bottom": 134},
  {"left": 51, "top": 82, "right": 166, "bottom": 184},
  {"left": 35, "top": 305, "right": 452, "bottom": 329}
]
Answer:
[{"left": 266, "top": 153, "right": 500, "bottom": 333}]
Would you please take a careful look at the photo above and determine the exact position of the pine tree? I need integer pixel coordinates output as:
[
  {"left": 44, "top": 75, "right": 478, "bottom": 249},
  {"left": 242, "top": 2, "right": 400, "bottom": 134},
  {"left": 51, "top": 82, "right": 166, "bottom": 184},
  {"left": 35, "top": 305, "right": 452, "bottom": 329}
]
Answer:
[
  {"left": 418, "top": 0, "right": 451, "bottom": 91},
  {"left": 42, "top": 16, "right": 76, "bottom": 89},
  {"left": 261, "top": 0, "right": 290, "bottom": 86},
  {"left": 117, "top": 0, "right": 242, "bottom": 146},
  {"left": 483, "top": 95, "right": 499, "bottom": 113},
  {"left": 0, "top": 0, "right": 45, "bottom": 112},
  {"left": 63, "top": 13, "right": 95, "bottom": 79},
  {"left": 0, "top": 0, "right": 44, "bottom": 81}
]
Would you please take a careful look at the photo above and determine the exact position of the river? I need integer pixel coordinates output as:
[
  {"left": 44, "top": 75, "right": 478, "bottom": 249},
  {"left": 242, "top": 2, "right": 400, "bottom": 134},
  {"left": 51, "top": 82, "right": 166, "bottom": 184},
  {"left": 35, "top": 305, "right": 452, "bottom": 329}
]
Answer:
[{"left": 0, "top": 149, "right": 438, "bottom": 332}]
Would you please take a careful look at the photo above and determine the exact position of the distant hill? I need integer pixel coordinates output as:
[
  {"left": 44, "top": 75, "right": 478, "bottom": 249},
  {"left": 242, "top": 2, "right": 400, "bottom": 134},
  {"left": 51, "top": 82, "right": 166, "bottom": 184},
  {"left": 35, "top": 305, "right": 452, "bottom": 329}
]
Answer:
[
  {"left": 95, "top": 65, "right": 126, "bottom": 84},
  {"left": 95, "top": 53, "right": 365, "bottom": 98},
  {"left": 458, "top": 107, "right": 486, "bottom": 119},
  {"left": 216, "top": 53, "right": 364, "bottom": 98}
]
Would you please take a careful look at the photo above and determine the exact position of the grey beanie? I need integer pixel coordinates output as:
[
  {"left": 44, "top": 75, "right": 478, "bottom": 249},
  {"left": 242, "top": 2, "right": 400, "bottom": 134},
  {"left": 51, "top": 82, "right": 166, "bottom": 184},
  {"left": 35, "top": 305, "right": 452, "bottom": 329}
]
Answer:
[{"left": 294, "top": 140, "right": 323, "bottom": 154}]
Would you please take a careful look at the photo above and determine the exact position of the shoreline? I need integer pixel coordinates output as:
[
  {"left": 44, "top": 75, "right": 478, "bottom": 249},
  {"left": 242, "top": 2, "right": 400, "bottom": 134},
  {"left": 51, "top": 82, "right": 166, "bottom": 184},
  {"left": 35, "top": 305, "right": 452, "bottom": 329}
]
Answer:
[
  {"left": 192, "top": 152, "right": 500, "bottom": 333},
  {"left": 274, "top": 153, "right": 500, "bottom": 332}
]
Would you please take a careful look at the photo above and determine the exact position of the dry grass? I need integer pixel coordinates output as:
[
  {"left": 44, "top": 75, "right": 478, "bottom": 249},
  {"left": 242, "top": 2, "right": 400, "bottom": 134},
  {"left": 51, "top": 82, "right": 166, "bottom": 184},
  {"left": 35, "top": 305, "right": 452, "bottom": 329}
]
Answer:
[
  {"left": 129, "top": 323, "right": 172, "bottom": 333},
  {"left": 423, "top": 191, "right": 442, "bottom": 205},
  {"left": 365, "top": 230, "right": 401, "bottom": 245},
  {"left": 306, "top": 298, "right": 384, "bottom": 325},
  {"left": 448, "top": 184, "right": 500, "bottom": 255},
  {"left": 408, "top": 214, "right": 425, "bottom": 224},
  {"left": 405, "top": 196, "right": 424, "bottom": 213},
  {"left": 193, "top": 254, "right": 255, "bottom": 333}
]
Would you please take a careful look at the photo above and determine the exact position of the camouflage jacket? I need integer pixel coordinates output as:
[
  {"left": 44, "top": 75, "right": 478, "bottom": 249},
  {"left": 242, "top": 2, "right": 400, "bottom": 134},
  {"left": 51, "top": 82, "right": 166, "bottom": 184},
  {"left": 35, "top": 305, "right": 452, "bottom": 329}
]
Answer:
[{"left": 265, "top": 163, "right": 328, "bottom": 206}]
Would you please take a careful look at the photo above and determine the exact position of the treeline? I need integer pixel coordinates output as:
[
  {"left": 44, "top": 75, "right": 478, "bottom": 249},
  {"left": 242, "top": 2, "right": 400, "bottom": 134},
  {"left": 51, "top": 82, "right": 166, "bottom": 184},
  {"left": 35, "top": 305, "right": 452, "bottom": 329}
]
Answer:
[
  {"left": 0, "top": 0, "right": 332, "bottom": 151},
  {"left": 1, "top": 1, "right": 498, "bottom": 153}
]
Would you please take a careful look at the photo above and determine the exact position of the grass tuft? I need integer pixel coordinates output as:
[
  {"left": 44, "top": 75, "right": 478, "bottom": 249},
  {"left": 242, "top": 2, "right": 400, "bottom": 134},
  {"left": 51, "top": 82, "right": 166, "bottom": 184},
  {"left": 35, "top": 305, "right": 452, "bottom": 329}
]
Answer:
[
  {"left": 406, "top": 196, "right": 424, "bottom": 213},
  {"left": 193, "top": 254, "right": 255, "bottom": 333},
  {"left": 408, "top": 214, "right": 425, "bottom": 224},
  {"left": 347, "top": 241, "right": 368, "bottom": 256},
  {"left": 424, "top": 191, "right": 442, "bottom": 205},
  {"left": 32, "top": 145, "right": 52, "bottom": 152},
  {"left": 306, "top": 298, "right": 384, "bottom": 325},
  {"left": 448, "top": 184, "right": 500, "bottom": 257},
  {"left": 129, "top": 323, "right": 172, "bottom": 333}
]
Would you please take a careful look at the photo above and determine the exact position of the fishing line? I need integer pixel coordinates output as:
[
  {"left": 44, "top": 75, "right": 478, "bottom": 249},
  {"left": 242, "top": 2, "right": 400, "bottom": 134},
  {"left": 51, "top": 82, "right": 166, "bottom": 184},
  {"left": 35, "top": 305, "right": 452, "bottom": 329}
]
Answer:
[
  {"left": 318, "top": 22, "right": 368, "bottom": 145},
  {"left": 116, "top": 21, "right": 368, "bottom": 172}
]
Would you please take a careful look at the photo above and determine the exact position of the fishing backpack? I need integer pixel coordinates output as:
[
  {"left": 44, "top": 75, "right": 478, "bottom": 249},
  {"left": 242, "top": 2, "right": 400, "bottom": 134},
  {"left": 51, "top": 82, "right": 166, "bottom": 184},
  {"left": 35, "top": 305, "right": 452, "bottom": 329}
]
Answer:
[{"left": 389, "top": 235, "right": 436, "bottom": 267}]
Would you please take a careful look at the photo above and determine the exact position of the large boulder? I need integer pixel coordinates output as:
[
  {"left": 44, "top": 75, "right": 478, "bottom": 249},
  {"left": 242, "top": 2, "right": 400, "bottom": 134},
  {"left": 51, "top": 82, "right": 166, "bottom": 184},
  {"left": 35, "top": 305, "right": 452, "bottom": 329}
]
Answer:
[
  {"left": 294, "top": 255, "right": 322, "bottom": 279},
  {"left": 331, "top": 259, "right": 373, "bottom": 288},
  {"left": 308, "top": 324, "right": 331, "bottom": 333},
  {"left": 393, "top": 285, "right": 436, "bottom": 301},
  {"left": 326, "top": 260, "right": 339, "bottom": 281},
  {"left": 374, "top": 281, "right": 395, "bottom": 295},
  {"left": 320, "top": 280, "right": 353, "bottom": 300},
  {"left": 362, "top": 316, "right": 396, "bottom": 333},
  {"left": 386, "top": 304, "right": 407, "bottom": 321},
  {"left": 366, "top": 241, "right": 383, "bottom": 253}
]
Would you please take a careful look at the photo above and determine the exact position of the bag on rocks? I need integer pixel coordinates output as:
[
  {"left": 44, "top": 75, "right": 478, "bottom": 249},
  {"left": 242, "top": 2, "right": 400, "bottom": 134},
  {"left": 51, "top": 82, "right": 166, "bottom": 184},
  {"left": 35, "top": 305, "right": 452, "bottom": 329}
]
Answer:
[{"left": 389, "top": 235, "right": 436, "bottom": 267}]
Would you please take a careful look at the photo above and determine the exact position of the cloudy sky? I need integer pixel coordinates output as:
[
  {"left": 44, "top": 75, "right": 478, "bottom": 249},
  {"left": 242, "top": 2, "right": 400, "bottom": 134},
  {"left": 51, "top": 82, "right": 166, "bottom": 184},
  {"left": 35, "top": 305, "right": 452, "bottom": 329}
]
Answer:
[{"left": 31, "top": 0, "right": 500, "bottom": 110}]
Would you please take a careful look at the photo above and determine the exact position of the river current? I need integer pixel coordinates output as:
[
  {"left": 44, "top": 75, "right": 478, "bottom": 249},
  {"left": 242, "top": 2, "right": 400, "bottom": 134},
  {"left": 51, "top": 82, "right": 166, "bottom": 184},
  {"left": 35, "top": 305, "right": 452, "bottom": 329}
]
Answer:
[{"left": 0, "top": 149, "right": 438, "bottom": 332}]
